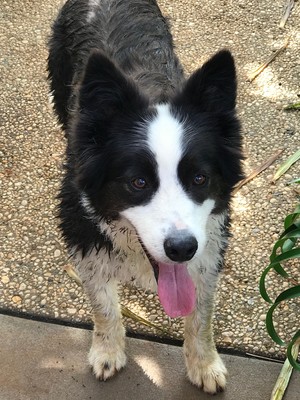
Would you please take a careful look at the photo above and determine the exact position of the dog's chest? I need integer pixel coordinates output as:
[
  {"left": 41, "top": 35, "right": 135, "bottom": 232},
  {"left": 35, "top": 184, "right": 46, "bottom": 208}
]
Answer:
[
  {"left": 112, "top": 223, "right": 156, "bottom": 287},
  {"left": 74, "top": 218, "right": 158, "bottom": 291}
]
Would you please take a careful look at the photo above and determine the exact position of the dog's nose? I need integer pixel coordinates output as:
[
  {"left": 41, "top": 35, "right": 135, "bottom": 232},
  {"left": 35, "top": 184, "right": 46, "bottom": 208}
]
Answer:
[{"left": 164, "top": 231, "right": 198, "bottom": 262}]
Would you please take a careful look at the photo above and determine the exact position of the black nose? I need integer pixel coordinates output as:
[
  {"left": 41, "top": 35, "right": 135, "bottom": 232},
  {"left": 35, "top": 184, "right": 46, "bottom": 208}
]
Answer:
[{"left": 164, "top": 232, "right": 198, "bottom": 262}]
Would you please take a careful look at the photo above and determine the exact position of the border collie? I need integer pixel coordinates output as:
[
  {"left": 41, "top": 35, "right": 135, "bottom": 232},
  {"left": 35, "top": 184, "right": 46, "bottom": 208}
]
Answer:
[{"left": 48, "top": 0, "right": 243, "bottom": 394}]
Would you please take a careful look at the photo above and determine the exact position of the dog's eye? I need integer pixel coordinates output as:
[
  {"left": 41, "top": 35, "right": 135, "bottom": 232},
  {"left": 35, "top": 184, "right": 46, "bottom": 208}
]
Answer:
[
  {"left": 193, "top": 174, "right": 207, "bottom": 186},
  {"left": 131, "top": 177, "right": 147, "bottom": 190}
]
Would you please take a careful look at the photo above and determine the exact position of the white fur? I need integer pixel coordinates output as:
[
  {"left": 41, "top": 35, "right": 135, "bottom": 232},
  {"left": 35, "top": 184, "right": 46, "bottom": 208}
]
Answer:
[
  {"left": 183, "top": 213, "right": 228, "bottom": 393},
  {"left": 86, "top": 0, "right": 99, "bottom": 22},
  {"left": 121, "top": 104, "right": 215, "bottom": 264},
  {"left": 80, "top": 192, "right": 97, "bottom": 218},
  {"left": 77, "top": 199, "right": 227, "bottom": 287},
  {"left": 76, "top": 103, "right": 228, "bottom": 392},
  {"left": 88, "top": 280, "right": 127, "bottom": 380},
  {"left": 73, "top": 212, "right": 157, "bottom": 291}
]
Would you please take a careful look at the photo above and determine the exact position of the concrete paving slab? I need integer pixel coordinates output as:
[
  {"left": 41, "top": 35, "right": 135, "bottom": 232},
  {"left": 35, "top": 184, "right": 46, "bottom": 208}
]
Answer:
[{"left": 0, "top": 315, "right": 299, "bottom": 400}]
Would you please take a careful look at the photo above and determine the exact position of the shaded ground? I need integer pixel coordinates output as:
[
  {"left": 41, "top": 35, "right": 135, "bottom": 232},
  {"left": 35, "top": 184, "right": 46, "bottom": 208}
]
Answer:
[
  {"left": 1, "top": 0, "right": 299, "bottom": 360},
  {"left": 1, "top": 314, "right": 300, "bottom": 400}
]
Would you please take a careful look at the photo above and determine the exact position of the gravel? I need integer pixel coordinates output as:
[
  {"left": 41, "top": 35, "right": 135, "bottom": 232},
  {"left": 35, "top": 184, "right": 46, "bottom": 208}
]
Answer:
[{"left": 1, "top": 0, "right": 299, "bottom": 359}]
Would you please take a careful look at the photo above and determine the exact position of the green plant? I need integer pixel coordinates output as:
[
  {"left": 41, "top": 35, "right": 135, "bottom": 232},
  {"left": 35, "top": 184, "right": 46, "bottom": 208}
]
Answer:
[
  {"left": 284, "top": 101, "right": 300, "bottom": 111},
  {"left": 260, "top": 202, "right": 300, "bottom": 371}
]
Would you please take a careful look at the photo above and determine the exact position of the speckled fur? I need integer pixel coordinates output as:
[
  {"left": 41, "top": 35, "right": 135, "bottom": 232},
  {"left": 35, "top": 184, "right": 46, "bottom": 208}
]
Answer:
[{"left": 73, "top": 207, "right": 229, "bottom": 392}]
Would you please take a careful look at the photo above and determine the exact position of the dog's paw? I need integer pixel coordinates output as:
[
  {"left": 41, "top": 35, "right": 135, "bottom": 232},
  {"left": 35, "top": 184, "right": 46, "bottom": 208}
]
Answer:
[
  {"left": 88, "top": 344, "right": 127, "bottom": 381},
  {"left": 186, "top": 353, "right": 227, "bottom": 394}
]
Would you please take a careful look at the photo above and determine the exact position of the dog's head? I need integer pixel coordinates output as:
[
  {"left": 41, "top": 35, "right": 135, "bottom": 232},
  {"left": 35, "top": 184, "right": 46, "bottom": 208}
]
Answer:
[{"left": 69, "top": 50, "right": 243, "bottom": 316}]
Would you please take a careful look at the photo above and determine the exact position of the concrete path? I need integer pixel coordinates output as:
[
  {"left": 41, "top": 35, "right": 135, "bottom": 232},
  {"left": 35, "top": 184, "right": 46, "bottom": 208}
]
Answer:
[{"left": 0, "top": 314, "right": 299, "bottom": 400}]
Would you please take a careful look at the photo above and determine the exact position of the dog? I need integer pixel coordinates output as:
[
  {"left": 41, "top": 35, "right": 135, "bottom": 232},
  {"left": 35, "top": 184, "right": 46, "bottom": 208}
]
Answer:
[{"left": 48, "top": 0, "right": 243, "bottom": 394}]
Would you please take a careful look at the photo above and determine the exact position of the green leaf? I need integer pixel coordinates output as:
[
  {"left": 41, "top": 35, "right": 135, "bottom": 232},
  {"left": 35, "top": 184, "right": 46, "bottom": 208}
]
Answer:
[
  {"left": 286, "top": 332, "right": 300, "bottom": 371},
  {"left": 261, "top": 201, "right": 300, "bottom": 373},
  {"left": 266, "top": 287, "right": 300, "bottom": 347},
  {"left": 273, "top": 149, "right": 300, "bottom": 182},
  {"left": 284, "top": 102, "right": 300, "bottom": 111},
  {"left": 270, "top": 229, "right": 300, "bottom": 261},
  {"left": 266, "top": 303, "right": 285, "bottom": 346},
  {"left": 284, "top": 212, "right": 300, "bottom": 230},
  {"left": 271, "top": 353, "right": 298, "bottom": 399},
  {"left": 287, "top": 178, "right": 300, "bottom": 185},
  {"left": 259, "top": 260, "right": 292, "bottom": 303},
  {"left": 266, "top": 285, "right": 300, "bottom": 346},
  {"left": 275, "top": 285, "right": 300, "bottom": 303},
  {"left": 282, "top": 238, "right": 297, "bottom": 253},
  {"left": 271, "top": 262, "right": 289, "bottom": 278},
  {"left": 269, "top": 248, "right": 300, "bottom": 267},
  {"left": 280, "top": 221, "right": 300, "bottom": 239},
  {"left": 259, "top": 264, "right": 274, "bottom": 303}
]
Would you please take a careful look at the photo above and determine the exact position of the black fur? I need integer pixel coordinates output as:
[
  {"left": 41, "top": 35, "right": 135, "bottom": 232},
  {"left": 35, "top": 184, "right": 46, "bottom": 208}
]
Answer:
[
  {"left": 48, "top": 0, "right": 184, "bottom": 128},
  {"left": 48, "top": 0, "right": 243, "bottom": 257},
  {"left": 172, "top": 50, "right": 243, "bottom": 213}
]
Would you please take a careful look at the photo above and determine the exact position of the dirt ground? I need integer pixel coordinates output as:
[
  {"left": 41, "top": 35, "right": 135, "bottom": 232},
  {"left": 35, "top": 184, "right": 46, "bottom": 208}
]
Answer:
[{"left": 1, "top": 0, "right": 299, "bottom": 359}]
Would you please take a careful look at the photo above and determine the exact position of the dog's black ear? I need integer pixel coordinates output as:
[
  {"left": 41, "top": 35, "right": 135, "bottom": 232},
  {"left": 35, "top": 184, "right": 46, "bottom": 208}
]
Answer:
[
  {"left": 79, "top": 51, "right": 147, "bottom": 118},
  {"left": 176, "top": 50, "right": 237, "bottom": 113},
  {"left": 71, "top": 52, "right": 148, "bottom": 198}
]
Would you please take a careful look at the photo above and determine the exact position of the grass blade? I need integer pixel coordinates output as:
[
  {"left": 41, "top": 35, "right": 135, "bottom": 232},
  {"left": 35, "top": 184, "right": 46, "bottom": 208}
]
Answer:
[
  {"left": 121, "top": 305, "right": 175, "bottom": 337},
  {"left": 233, "top": 149, "right": 284, "bottom": 194},
  {"left": 269, "top": 222, "right": 300, "bottom": 254},
  {"left": 270, "top": 233, "right": 300, "bottom": 261},
  {"left": 271, "top": 339, "right": 299, "bottom": 400},
  {"left": 270, "top": 262, "right": 289, "bottom": 278},
  {"left": 269, "top": 248, "right": 300, "bottom": 267},
  {"left": 266, "top": 303, "right": 285, "bottom": 345},
  {"left": 284, "top": 210, "right": 300, "bottom": 230},
  {"left": 64, "top": 264, "right": 175, "bottom": 337},
  {"left": 284, "top": 101, "right": 300, "bottom": 111},
  {"left": 259, "top": 259, "right": 294, "bottom": 303},
  {"left": 266, "top": 287, "right": 300, "bottom": 346},
  {"left": 64, "top": 264, "right": 82, "bottom": 285},
  {"left": 287, "top": 333, "right": 300, "bottom": 371},
  {"left": 260, "top": 264, "right": 275, "bottom": 303},
  {"left": 275, "top": 285, "right": 300, "bottom": 304},
  {"left": 273, "top": 149, "right": 300, "bottom": 182},
  {"left": 281, "top": 237, "right": 297, "bottom": 253},
  {"left": 248, "top": 38, "right": 290, "bottom": 82},
  {"left": 287, "top": 178, "right": 300, "bottom": 185},
  {"left": 279, "top": 0, "right": 295, "bottom": 29}
]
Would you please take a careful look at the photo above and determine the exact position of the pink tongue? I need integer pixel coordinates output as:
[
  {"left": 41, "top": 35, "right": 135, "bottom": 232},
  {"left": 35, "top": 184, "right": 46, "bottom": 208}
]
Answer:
[{"left": 157, "top": 263, "right": 196, "bottom": 318}]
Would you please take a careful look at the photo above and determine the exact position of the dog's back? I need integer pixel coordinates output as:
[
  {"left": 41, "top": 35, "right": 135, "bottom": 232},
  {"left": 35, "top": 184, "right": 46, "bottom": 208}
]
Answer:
[{"left": 48, "top": 0, "right": 184, "bottom": 128}]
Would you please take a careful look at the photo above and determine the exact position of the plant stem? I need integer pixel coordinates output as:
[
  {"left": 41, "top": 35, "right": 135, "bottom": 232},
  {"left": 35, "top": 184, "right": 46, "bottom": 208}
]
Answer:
[
  {"left": 270, "top": 340, "right": 300, "bottom": 400},
  {"left": 249, "top": 37, "right": 290, "bottom": 82}
]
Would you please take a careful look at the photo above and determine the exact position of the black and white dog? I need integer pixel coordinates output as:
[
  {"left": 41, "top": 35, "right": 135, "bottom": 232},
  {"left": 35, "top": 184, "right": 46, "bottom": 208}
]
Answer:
[{"left": 48, "top": 0, "right": 243, "bottom": 394}]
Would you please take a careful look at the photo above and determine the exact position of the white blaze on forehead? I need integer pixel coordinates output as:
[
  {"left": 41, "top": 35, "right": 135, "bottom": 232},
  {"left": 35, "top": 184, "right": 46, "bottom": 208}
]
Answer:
[
  {"left": 88, "top": 0, "right": 100, "bottom": 8},
  {"left": 87, "top": 0, "right": 100, "bottom": 22},
  {"left": 121, "top": 103, "right": 215, "bottom": 263},
  {"left": 148, "top": 104, "right": 183, "bottom": 180}
]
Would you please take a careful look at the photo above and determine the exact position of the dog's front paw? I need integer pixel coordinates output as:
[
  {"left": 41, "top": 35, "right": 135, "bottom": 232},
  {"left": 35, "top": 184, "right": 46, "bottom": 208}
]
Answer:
[
  {"left": 186, "top": 352, "right": 227, "bottom": 394},
  {"left": 88, "top": 342, "right": 127, "bottom": 381}
]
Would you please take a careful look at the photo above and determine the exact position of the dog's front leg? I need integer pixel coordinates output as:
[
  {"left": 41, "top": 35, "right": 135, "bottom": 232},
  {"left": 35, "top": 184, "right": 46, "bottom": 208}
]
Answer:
[
  {"left": 85, "top": 279, "right": 127, "bottom": 380},
  {"left": 184, "top": 273, "right": 227, "bottom": 394}
]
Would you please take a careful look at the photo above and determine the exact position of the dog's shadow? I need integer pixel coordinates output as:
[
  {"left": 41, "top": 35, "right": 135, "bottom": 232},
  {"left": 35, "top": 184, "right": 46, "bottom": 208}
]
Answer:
[{"left": 84, "top": 336, "right": 226, "bottom": 400}]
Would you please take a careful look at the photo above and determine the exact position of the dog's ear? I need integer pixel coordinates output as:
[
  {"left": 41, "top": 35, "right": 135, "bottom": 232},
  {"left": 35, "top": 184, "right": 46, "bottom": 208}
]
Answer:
[
  {"left": 78, "top": 51, "right": 147, "bottom": 118},
  {"left": 175, "top": 50, "right": 237, "bottom": 113},
  {"left": 71, "top": 52, "right": 148, "bottom": 197}
]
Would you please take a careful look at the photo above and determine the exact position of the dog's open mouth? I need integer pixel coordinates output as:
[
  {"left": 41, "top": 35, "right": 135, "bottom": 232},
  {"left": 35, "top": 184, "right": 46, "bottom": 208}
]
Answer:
[{"left": 140, "top": 241, "right": 196, "bottom": 318}]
